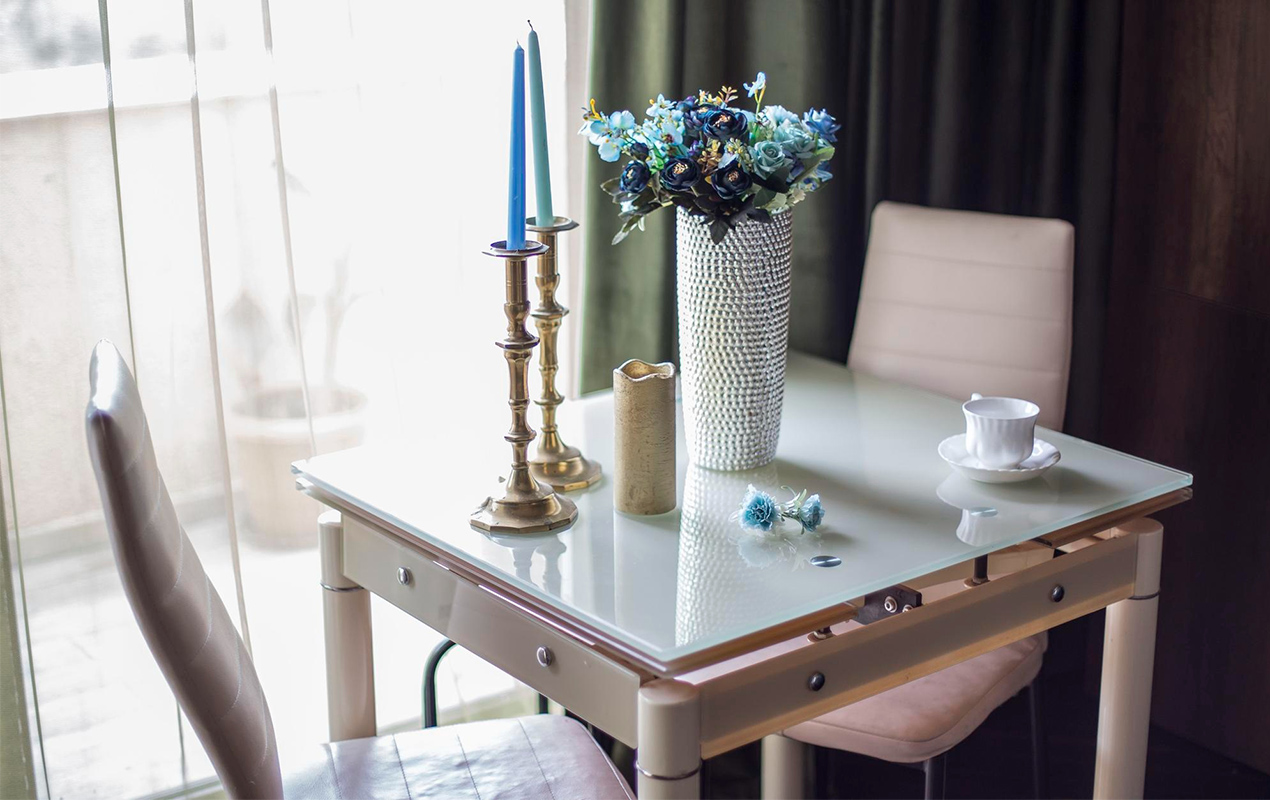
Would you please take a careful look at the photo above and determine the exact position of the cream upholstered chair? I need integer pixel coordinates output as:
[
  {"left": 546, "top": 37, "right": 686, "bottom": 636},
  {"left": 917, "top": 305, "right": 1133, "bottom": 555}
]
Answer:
[
  {"left": 771, "top": 202, "right": 1075, "bottom": 799},
  {"left": 85, "top": 341, "right": 633, "bottom": 800}
]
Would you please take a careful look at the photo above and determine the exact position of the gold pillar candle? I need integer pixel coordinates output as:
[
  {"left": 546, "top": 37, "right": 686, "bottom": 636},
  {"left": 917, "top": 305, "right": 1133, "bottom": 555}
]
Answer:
[
  {"left": 526, "top": 216, "right": 602, "bottom": 491},
  {"left": 613, "top": 359, "right": 677, "bottom": 515},
  {"left": 470, "top": 240, "right": 578, "bottom": 534}
]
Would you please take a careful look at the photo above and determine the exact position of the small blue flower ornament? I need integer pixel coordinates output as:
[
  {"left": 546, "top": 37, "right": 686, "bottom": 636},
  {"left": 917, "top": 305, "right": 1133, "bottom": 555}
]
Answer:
[
  {"left": 737, "top": 485, "right": 826, "bottom": 534},
  {"left": 739, "top": 485, "right": 779, "bottom": 532}
]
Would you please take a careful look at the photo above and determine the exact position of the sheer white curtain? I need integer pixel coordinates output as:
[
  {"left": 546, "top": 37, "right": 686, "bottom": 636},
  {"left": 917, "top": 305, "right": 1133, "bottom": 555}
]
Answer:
[{"left": 0, "top": 0, "right": 586, "bottom": 796}]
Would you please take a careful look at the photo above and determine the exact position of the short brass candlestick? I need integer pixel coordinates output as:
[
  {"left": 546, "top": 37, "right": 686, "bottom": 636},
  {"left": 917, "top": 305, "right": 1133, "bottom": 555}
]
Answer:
[
  {"left": 526, "top": 216, "right": 602, "bottom": 491},
  {"left": 470, "top": 239, "right": 578, "bottom": 534}
]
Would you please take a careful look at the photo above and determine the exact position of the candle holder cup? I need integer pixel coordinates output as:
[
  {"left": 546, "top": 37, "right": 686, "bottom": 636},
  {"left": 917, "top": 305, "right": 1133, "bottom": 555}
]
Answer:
[
  {"left": 471, "top": 239, "right": 578, "bottom": 534},
  {"left": 525, "top": 216, "right": 603, "bottom": 492}
]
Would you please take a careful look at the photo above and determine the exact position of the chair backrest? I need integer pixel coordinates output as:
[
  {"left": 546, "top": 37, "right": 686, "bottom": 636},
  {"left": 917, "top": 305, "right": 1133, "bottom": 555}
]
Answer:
[
  {"left": 847, "top": 201, "right": 1075, "bottom": 430},
  {"left": 85, "top": 341, "right": 283, "bottom": 799}
]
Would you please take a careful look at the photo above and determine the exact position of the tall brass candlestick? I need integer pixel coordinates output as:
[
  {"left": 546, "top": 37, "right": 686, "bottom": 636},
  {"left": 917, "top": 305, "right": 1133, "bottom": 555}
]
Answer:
[
  {"left": 470, "top": 240, "right": 578, "bottom": 534},
  {"left": 526, "top": 216, "right": 602, "bottom": 491}
]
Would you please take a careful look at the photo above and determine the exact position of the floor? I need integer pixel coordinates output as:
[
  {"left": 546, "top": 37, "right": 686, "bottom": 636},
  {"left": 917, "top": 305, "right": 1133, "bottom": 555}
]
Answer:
[{"left": 690, "top": 669, "right": 1270, "bottom": 799}]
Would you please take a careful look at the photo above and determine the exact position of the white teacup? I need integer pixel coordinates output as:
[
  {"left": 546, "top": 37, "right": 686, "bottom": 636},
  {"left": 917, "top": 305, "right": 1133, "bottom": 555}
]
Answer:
[{"left": 962, "top": 393, "right": 1039, "bottom": 469}]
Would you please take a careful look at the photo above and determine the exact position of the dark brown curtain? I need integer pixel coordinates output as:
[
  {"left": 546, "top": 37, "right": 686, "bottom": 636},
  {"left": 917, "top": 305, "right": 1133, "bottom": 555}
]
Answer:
[{"left": 580, "top": 0, "right": 1121, "bottom": 437}]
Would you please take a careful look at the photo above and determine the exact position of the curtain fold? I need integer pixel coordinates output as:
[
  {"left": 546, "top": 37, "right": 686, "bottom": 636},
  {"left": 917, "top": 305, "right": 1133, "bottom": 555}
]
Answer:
[{"left": 580, "top": 0, "right": 1120, "bottom": 437}]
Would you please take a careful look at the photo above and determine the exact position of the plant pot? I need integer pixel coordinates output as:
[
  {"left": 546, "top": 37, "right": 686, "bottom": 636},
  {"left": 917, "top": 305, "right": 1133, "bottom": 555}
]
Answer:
[
  {"left": 675, "top": 206, "right": 793, "bottom": 470},
  {"left": 231, "top": 385, "right": 367, "bottom": 548}
]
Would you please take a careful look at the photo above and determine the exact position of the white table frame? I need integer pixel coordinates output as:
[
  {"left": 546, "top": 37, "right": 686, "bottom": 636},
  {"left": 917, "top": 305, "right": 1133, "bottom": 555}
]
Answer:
[{"left": 307, "top": 476, "right": 1185, "bottom": 800}]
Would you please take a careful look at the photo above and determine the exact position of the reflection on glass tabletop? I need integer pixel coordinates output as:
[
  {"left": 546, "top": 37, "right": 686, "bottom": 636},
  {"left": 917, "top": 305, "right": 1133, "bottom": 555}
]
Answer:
[{"left": 293, "top": 353, "right": 1191, "bottom": 669}]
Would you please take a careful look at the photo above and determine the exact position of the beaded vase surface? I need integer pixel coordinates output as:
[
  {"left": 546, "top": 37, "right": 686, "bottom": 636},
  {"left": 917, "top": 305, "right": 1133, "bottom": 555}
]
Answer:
[{"left": 675, "top": 206, "right": 793, "bottom": 470}]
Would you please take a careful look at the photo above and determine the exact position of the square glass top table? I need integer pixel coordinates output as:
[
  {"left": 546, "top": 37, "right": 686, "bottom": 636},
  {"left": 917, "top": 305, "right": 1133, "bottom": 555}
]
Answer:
[{"left": 293, "top": 353, "right": 1191, "bottom": 674}]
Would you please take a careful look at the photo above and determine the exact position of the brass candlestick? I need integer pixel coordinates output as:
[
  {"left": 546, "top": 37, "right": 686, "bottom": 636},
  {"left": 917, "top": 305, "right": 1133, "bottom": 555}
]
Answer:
[
  {"left": 470, "top": 239, "right": 578, "bottom": 534},
  {"left": 526, "top": 216, "right": 602, "bottom": 491}
]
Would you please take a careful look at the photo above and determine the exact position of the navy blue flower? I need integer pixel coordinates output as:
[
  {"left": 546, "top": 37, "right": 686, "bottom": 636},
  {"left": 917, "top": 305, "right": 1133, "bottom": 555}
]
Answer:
[
  {"left": 660, "top": 157, "right": 701, "bottom": 192},
  {"left": 683, "top": 101, "right": 718, "bottom": 132},
  {"left": 712, "top": 163, "right": 752, "bottom": 200},
  {"left": 703, "top": 108, "right": 748, "bottom": 140},
  {"left": 629, "top": 141, "right": 650, "bottom": 159},
  {"left": 619, "top": 161, "right": 651, "bottom": 194},
  {"left": 739, "top": 485, "right": 779, "bottom": 532}
]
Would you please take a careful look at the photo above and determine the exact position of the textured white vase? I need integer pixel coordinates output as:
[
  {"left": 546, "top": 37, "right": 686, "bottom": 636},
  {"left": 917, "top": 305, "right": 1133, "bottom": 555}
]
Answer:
[{"left": 675, "top": 207, "right": 793, "bottom": 470}]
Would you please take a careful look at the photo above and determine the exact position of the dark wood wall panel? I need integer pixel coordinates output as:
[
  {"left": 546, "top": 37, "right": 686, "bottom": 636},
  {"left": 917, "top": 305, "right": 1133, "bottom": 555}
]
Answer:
[{"left": 1104, "top": 0, "right": 1270, "bottom": 774}]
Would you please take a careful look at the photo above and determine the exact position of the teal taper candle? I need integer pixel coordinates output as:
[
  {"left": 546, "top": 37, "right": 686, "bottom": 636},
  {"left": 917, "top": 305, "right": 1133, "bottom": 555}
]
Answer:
[
  {"left": 526, "top": 22, "right": 553, "bottom": 225},
  {"left": 506, "top": 43, "right": 526, "bottom": 249}
]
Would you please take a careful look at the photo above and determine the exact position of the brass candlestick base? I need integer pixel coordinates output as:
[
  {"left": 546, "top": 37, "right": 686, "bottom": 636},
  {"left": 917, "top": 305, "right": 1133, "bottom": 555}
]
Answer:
[
  {"left": 526, "top": 216, "right": 602, "bottom": 492},
  {"left": 471, "top": 239, "right": 577, "bottom": 535}
]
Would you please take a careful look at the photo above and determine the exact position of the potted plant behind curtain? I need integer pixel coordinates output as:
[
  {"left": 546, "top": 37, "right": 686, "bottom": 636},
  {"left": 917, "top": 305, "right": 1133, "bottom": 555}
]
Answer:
[
  {"left": 226, "top": 170, "right": 368, "bottom": 548},
  {"left": 582, "top": 73, "right": 839, "bottom": 470}
]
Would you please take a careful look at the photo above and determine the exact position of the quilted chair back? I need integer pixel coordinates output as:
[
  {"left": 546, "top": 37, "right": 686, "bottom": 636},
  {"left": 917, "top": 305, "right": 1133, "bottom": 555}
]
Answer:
[
  {"left": 85, "top": 341, "right": 283, "bottom": 798},
  {"left": 848, "top": 202, "right": 1075, "bottom": 429}
]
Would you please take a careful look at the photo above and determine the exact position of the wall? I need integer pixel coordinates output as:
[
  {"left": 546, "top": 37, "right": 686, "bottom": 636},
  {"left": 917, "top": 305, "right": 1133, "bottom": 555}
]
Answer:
[{"left": 1103, "top": 0, "right": 1270, "bottom": 773}]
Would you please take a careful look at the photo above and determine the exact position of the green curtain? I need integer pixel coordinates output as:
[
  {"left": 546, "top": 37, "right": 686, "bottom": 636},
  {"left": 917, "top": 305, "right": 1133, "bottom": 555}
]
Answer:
[
  {"left": 579, "top": 0, "right": 1121, "bottom": 438},
  {"left": 1, "top": 487, "right": 36, "bottom": 799}
]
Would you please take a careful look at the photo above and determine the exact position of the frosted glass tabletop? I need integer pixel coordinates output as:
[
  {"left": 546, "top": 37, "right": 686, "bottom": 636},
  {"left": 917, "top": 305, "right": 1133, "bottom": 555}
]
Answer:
[{"left": 293, "top": 353, "right": 1190, "bottom": 668}]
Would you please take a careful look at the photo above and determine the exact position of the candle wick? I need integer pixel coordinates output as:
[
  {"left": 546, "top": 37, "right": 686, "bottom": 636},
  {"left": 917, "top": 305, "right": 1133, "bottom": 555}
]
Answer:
[{"left": 527, "top": 19, "right": 534, "bottom": 31}]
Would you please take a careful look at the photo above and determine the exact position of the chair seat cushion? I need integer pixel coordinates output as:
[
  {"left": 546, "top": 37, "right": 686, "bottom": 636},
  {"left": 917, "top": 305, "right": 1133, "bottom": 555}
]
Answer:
[
  {"left": 782, "top": 633, "right": 1045, "bottom": 763},
  {"left": 283, "top": 714, "right": 633, "bottom": 799}
]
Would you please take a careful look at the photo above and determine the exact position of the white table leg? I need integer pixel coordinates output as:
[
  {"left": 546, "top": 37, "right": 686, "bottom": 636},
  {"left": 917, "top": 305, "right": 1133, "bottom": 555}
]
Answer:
[
  {"left": 762, "top": 734, "right": 807, "bottom": 799},
  {"left": 319, "top": 510, "right": 377, "bottom": 741},
  {"left": 1094, "top": 519, "right": 1163, "bottom": 800},
  {"left": 637, "top": 679, "right": 701, "bottom": 799}
]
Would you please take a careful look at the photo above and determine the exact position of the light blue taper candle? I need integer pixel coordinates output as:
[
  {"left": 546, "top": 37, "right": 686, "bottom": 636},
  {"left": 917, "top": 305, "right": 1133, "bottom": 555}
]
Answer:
[
  {"left": 526, "top": 22, "right": 553, "bottom": 225},
  {"left": 506, "top": 43, "right": 526, "bottom": 249}
]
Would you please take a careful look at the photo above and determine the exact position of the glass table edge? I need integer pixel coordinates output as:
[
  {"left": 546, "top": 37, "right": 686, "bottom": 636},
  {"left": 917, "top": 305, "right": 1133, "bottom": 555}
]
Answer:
[{"left": 291, "top": 460, "right": 1192, "bottom": 667}]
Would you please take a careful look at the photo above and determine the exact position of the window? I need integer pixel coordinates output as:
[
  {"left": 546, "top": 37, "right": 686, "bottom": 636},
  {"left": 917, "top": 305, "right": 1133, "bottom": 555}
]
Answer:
[{"left": 0, "top": 0, "right": 584, "bottom": 796}]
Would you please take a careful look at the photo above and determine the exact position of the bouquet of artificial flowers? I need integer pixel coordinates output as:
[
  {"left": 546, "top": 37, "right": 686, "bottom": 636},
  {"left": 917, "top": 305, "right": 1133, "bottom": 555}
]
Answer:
[{"left": 581, "top": 72, "right": 839, "bottom": 244}]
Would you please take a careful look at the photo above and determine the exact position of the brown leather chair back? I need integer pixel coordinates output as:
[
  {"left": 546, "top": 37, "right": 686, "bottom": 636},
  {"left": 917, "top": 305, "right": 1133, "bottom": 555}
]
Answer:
[{"left": 85, "top": 341, "right": 283, "bottom": 799}]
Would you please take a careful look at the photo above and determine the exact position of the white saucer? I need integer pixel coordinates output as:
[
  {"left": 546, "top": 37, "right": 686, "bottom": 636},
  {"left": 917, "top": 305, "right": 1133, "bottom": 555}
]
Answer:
[{"left": 938, "top": 434, "right": 1060, "bottom": 484}]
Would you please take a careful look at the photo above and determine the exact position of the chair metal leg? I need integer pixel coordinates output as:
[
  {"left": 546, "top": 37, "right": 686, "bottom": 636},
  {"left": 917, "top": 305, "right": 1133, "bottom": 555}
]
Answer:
[
  {"left": 424, "top": 638, "right": 552, "bottom": 729},
  {"left": 924, "top": 753, "right": 946, "bottom": 800},
  {"left": 422, "top": 638, "right": 458, "bottom": 728},
  {"left": 1028, "top": 678, "right": 1048, "bottom": 799}
]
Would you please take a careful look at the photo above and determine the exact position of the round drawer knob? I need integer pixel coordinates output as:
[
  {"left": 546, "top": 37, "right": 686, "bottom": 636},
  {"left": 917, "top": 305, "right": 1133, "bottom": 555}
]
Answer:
[
  {"left": 1050, "top": 584, "right": 1065, "bottom": 603},
  {"left": 397, "top": 567, "right": 412, "bottom": 586},
  {"left": 808, "top": 672, "right": 826, "bottom": 692},
  {"left": 536, "top": 646, "right": 554, "bottom": 667}
]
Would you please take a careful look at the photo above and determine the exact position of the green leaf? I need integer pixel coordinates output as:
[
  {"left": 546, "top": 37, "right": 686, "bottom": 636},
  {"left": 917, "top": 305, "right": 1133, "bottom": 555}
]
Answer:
[
  {"left": 753, "top": 188, "right": 776, "bottom": 208},
  {"left": 611, "top": 215, "right": 642, "bottom": 245},
  {"left": 601, "top": 177, "right": 622, "bottom": 195},
  {"left": 709, "top": 217, "right": 730, "bottom": 244}
]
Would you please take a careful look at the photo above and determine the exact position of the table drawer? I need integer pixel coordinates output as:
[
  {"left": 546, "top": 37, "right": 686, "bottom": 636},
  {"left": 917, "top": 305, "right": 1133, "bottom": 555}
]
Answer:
[{"left": 340, "top": 515, "right": 640, "bottom": 744}]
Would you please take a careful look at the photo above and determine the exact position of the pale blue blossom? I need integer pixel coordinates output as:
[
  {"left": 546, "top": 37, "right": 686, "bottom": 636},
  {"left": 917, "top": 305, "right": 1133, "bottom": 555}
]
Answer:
[
  {"left": 763, "top": 104, "right": 800, "bottom": 126},
  {"left": 739, "top": 485, "right": 779, "bottom": 532},
  {"left": 743, "top": 71, "right": 767, "bottom": 98}
]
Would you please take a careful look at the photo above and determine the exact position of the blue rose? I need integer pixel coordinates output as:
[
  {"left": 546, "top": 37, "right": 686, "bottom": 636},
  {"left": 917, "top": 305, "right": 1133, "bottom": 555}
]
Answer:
[
  {"left": 749, "top": 140, "right": 789, "bottom": 178},
  {"left": 803, "top": 108, "right": 841, "bottom": 143},
  {"left": 629, "top": 142, "right": 650, "bottom": 159},
  {"left": 773, "top": 121, "right": 816, "bottom": 160},
  {"left": 660, "top": 156, "right": 701, "bottom": 192},
  {"left": 712, "top": 162, "right": 752, "bottom": 200},
  {"left": 740, "top": 485, "right": 779, "bottom": 532},
  {"left": 798, "top": 494, "right": 825, "bottom": 532},
  {"left": 703, "top": 107, "right": 748, "bottom": 140},
  {"left": 619, "top": 161, "right": 650, "bottom": 194}
]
